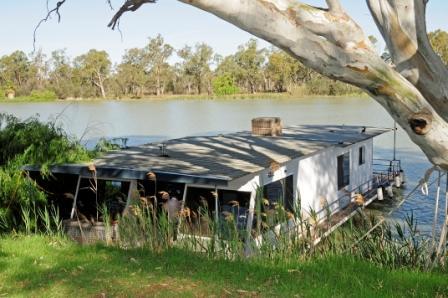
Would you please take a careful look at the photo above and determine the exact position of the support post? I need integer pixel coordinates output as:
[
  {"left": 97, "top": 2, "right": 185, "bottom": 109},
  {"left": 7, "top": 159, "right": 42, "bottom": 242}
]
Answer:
[
  {"left": 214, "top": 185, "right": 219, "bottom": 225},
  {"left": 123, "top": 180, "right": 138, "bottom": 215},
  {"left": 177, "top": 184, "right": 189, "bottom": 236},
  {"left": 244, "top": 187, "right": 258, "bottom": 256},
  {"left": 393, "top": 121, "right": 397, "bottom": 161},
  {"left": 70, "top": 175, "right": 82, "bottom": 219}
]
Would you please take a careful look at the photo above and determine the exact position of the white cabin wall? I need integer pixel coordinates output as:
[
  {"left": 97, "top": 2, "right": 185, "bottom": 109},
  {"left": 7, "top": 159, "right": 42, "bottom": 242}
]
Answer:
[
  {"left": 297, "top": 139, "right": 374, "bottom": 220},
  {"left": 350, "top": 139, "right": 374, "bottom": 193},
  {"left": 227, "top": 160, "right": 299, "bottom": 194},
  {"left": 297, "top": 148, "right": 338, "bottom": 218}
]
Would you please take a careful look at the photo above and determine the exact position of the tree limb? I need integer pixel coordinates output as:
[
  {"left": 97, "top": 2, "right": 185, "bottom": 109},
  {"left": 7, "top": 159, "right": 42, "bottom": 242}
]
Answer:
[
  {"left": 367, "top": 0, "right": 448, "bottom": 122},
  {"left": 108, "top": 0, "right": 156, "bottom": 30},
  {"left": 326, "top": 0, "right": 344, "bottom": 13},
  {"left": 33, "top": 0, "right": 68, "bottom": 51}
]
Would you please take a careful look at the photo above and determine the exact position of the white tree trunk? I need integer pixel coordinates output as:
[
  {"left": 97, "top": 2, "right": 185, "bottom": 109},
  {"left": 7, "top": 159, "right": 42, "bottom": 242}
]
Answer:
[
  {"left": 93, "top": 70, "right": 107, "bottom": 99},
  {"left": 176, "top": 0, "right": 448, "bottom": 170}
]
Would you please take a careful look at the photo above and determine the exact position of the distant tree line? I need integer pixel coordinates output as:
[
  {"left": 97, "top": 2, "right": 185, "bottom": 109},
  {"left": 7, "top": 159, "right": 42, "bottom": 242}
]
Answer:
[{"left": 1, "top": 30, "right": 447, "bottom": 100}]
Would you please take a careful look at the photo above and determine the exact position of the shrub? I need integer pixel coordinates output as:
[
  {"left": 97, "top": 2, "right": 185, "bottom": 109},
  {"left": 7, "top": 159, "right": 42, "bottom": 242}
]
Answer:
[
  {"left": 0, "top": 157, "right": 47, "bottom": 232},
  {"left": 28, "top": 90, "right": 58, "bottom": 100},
  {"left": 0, "top": 113, "right": 93, "bottom": 232},
  {"left": 212, "top": 74, "right": 239, "bottom": 96}
]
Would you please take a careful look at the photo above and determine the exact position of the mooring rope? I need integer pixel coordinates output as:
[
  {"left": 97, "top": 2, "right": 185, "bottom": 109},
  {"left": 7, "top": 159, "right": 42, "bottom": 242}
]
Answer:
[{"left": 347, "top": 167, "right": 447, "bottom": 252}]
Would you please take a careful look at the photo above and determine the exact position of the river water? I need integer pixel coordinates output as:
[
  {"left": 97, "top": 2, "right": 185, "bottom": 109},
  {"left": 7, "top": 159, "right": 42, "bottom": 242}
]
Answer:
[{"left": 1, "top": 97, "right": 446, "bottom": 235}]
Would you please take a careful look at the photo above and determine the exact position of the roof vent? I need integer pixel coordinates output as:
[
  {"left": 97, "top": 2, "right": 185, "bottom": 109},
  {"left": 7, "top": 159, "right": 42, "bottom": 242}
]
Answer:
[
  {"left": 159, "top": 143, "right": 169, "bottom": 157},
  {"left": 252, "top": 117, "right": 282, "bottom": 137}
]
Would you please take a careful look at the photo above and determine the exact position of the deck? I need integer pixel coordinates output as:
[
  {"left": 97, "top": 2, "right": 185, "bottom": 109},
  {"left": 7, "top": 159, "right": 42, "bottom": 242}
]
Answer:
[{"left": 310, "top": 160, "right": 402, "bottom": 245}]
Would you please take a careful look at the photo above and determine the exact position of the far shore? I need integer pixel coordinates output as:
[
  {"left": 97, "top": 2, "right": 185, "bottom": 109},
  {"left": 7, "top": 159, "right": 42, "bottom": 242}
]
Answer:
[{"left": 0, "top": 92, "right": 368, "bottom": 103}]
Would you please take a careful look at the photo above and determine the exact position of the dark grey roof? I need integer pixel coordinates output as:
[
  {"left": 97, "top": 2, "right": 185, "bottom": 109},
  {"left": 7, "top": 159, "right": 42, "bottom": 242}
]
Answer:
[
  {"left": 98, "top": 125, "right": 389, "bottom": 181},
  {"left": 25, "top": 125, "right": 389, "bottom": 185}
]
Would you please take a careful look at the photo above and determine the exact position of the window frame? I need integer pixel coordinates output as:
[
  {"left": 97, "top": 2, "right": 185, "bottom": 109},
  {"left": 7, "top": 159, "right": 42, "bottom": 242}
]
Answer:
[
  {"left": 359, "top": 146, "right": 366, "bottom": 166},
  {"left": 337, "top": 152, "right": 350, "bottom": 190}
]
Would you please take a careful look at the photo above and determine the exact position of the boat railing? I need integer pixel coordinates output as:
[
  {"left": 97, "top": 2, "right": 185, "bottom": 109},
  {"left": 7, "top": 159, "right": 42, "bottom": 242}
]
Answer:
[
  {"left": 313, "top": 178, "right": 372, "bottom": 219},
  {"left": 373, "top": 159, "right": 402, "bottom": 181},
  {"left": 313, "top": 163, "right": 398, "bottom": 220}
]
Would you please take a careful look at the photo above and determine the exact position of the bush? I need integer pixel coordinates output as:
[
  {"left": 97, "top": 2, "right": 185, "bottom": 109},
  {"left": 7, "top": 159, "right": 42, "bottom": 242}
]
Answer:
[
  {"left": 28, "top": 90, "right": 58, "bottom": 100},
  {"left": 0, "top": 158, "right": 47, "bottom": 231},
  {"left": 212, "top": 74, "right": 239, "bottom": 96},
  {"left": 0, "top": 113, "right": 92, "bottom": 167},
  {"left": 0, "top": 113, "right": 93, "bottom": 232}
]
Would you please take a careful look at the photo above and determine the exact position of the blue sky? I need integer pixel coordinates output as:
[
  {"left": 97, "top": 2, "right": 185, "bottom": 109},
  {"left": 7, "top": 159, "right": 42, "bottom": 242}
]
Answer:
[{"left": 1, "top": 0, "right": 447, "bottom": 63}]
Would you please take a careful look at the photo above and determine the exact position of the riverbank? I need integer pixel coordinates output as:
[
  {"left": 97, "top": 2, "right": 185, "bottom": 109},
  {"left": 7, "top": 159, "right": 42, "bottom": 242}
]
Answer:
[
  {"left": 0, "top": 92, "right": 367, "bottom": 103},
  {"left": 0, "top": 235, "right": 446, "bottom": 297}
]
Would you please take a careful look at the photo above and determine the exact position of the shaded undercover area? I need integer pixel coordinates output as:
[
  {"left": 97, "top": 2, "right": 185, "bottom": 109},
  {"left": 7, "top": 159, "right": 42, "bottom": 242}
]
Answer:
[
  {"left": 28, "top": 172, "right": 79, "bottom": 219},
  {"left": 28, "top": 171, "right": 292, "bottom": 240},
  {"left": 28, "top": 172, "right": 132, "bottom": 224},
  {"left": 29, "top": 170, "right": 254, "bottom": 238}
]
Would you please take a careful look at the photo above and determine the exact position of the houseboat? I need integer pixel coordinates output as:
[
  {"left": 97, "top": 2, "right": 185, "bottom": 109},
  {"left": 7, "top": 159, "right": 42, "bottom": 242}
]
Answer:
[{"left": 25, "top": 118, "right": 401, "bottom": 245}]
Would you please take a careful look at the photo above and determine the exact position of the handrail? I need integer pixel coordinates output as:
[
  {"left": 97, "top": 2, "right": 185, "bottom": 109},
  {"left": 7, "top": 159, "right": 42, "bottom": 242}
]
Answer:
[
  {"left": 313, "top": 167, "right": 395, "bottom": 218},
  {"left": 314, "top": 177, "right": 374, "bottom": 217}
]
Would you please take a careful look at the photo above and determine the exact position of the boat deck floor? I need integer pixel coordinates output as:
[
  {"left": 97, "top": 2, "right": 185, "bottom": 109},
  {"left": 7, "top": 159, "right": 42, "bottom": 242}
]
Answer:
[{"left": 311, "top": 179, "right": 397, "bottom": 245}]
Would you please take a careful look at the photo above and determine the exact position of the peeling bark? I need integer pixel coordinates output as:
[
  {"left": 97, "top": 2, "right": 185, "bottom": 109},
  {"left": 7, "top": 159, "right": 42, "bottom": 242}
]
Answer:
[{"left": 367, "top": 0, "right": 448, "bottom": 123}]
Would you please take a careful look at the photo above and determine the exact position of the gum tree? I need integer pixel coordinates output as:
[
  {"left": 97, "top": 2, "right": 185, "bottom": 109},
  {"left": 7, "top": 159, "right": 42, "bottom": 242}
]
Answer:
[
  {"left": 74, "top": 50, "right": 111, "bottom": 99},
  {"left": 144, "top": 34, "right": 174, "bottom": 96}
]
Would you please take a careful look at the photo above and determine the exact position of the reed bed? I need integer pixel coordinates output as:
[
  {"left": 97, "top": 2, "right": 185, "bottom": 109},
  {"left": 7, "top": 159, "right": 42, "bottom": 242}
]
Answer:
[{"left": 12, "top": 183, "right": 447, "bottom": 272}]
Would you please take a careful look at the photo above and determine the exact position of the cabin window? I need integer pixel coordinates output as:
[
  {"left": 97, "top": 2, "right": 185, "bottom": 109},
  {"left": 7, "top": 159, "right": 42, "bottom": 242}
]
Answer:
[
  {"left": 263, "top": 175, "right": 294, "bottom": 212},
  {"left": 218, "top": 190, "right": 251, "bottom": 238},
  {"left": 337, "top": 153, "right": 350, "bottom": 189},
  {"left": 252, "top": 175, "right": 294, "bottom": 233},
  {"left": 359, "top": 146, "right": 366, "bottom": 165}
]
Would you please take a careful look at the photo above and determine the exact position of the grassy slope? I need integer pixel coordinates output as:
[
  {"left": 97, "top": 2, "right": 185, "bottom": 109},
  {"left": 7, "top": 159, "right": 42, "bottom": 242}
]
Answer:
[{"left": 0, "top": 236, "right": 447, "bottom": 297}]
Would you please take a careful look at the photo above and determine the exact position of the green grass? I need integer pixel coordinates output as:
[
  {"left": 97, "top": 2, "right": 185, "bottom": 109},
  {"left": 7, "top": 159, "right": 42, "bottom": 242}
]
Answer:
[{"left": 0, "top": 235, "right": 447, "bottom": 297}]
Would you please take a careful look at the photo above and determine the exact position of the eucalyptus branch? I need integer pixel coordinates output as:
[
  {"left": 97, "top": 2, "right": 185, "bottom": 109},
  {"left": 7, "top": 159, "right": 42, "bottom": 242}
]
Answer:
[
  {"left": 34, "top": 0, "right": 68, "bottom": 51},
  {"left": 108, "top": 0, "right": 156, "bottom": 30}
]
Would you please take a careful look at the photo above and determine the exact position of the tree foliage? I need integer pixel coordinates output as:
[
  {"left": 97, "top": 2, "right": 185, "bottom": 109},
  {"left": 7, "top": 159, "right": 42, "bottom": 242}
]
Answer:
[
  {"left": 212, "top": 74, "right": 239, "bottom": 96},
  {"left": 3, "top": 30, "right": 419, "bottom": 100},
  {"left": 74, "top": 50, "right": 111, "bottom": 99},
  {"left": 145, "top": 34, "right": 174, "bottom": 96},
  {"left": 429, "top": 30, "right": 448, "bottom": 65},
  {"left": 178, "top": 43, "right": 214, "bottom": 95},
  {"left": 0, "top": 113, "right": 93, "bottom": 232},
  {"left": 233, "top": 39, "right": 265, "bottom": 94}
]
